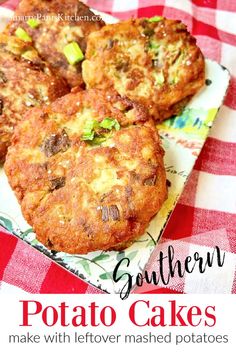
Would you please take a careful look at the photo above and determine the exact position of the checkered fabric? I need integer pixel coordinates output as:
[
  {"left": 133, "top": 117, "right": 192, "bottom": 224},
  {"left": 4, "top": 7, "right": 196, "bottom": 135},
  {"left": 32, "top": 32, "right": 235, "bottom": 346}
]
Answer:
[{"left": 0, "top": 0, "right": 235, "bottom": 294}]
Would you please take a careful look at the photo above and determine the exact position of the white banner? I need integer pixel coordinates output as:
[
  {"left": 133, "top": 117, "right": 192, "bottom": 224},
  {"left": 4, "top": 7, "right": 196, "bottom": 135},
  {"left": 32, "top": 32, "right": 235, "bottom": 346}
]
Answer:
[{"left": 0, "top": 294, "right": 235, "bottom": 352}]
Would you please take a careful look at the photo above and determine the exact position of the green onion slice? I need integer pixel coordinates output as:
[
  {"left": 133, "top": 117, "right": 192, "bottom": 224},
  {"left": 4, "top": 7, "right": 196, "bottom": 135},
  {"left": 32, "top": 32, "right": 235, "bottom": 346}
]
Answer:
[
  {"left": 172, "top": 76, "right": 179, "bottom": 84},
  {"left": 85, "top": 119, "right": 99, "bottom": 131},
  {"left": 154, "top": 71, "right": 165, "bottom": 85},
  {"left": 27, "top": 18, "right": 40, "bottom": 29},
  {"left": 21, "top": 50, "right": 33, "bottom": 61},
  {"left": 100, "top": 118, "right": 120, "bottom": 131},
  {"left": 81, "top": 130, "right": 95, "bottom": 141},
  {"left": 89, "top": 136, "right": 107, "bottom": 145},
  {"left": 81, "top": 119, "right": 99, "bottom": 141},
  {"left": 15, "top": 27, "right": 32, "bottom": 42},
  {"left": 148, "top": 41, "right": 160, "bottom": 50},
  {"left": 81, "top": 118, "right": 120, "bottom": 142},
  {"left": 148, "top": 16, "right": 164, "bottom": 23},
  {"left": 63, "top": 42, "right": 84, "bottom": 65}
]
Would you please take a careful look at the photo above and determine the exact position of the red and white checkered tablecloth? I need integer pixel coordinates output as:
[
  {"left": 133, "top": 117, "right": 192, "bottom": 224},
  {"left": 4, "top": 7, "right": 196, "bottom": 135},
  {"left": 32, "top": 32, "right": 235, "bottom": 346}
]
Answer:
[{"left": 0, "top": 0, "right": 235, "bottom": 295}]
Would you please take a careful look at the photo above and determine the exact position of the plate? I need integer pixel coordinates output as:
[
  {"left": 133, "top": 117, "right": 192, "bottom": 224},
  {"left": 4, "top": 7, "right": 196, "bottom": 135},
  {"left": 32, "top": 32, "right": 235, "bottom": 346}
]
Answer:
[{"left": 0, "top": 8, "right": 230, "bottom": 294}]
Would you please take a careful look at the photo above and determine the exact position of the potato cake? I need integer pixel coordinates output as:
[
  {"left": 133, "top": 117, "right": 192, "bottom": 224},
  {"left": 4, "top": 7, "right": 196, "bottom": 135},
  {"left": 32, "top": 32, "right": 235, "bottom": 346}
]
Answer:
[
  {"left": 82, "top": 17, "right": 205, "bottom": 121},
  {"left": 5, "top": 0, "right": 105, "bottom": 87},
  {"left": 0, "top": 34, "right": 69, "bottom": 162},
  {"left": 5, "top": 89, "right": 167, "bottom": 254}
]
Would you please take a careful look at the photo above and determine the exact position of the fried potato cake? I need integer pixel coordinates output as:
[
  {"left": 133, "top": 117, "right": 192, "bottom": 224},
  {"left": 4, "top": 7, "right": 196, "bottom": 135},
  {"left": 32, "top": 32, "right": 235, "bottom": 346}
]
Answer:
[
  {"left": 82, "top": 17, "right": 205, "bottom": 121},
  {"left": 5, "top": 0, "right": 104, "bottom": 87},
  {"left": 0, "top": 34, "right": 69, "bottom": 163},
  {"left": 5, "top": 89, "right": 167, "bottom": 254}
]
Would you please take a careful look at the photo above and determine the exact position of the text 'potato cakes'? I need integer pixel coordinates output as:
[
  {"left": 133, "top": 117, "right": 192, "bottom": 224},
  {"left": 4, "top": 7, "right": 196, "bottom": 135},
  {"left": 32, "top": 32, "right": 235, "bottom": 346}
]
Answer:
[
  {"left": 6, "top": 0, "right": 104, "bottom": 87},
  {"left": 5, "top": 89, "right": 167, "bottom": 254},
  {"left": 82, "top": 17, "right": 205, "bottom": 121},
  {"left": 0, "top": 34, "right": 69, "bottom": 162}
]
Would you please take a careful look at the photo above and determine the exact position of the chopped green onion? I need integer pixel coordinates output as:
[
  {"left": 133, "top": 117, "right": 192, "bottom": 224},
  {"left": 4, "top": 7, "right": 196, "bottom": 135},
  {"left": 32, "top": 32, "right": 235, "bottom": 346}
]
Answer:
[
  {"left": 81, "top": 119, "right": 99, "bottom": 141},
  {"left": 172, "top": 76, "right": 179, "bottom": 84},
  {"left": 85, "top": 119, "right": 98, "bottom": 130},
  {"left": 81, "top": 130, "right": 95, "bottom": 141},
  {"left": 63, "top": 42, "right": 84, "bottom": 65},
  {"left": 100, "top": 118, "right": 115, "bottom": 130},
  {"left": 149, "top": 42, "right": 160, "bottom": 50},
  {"left": 84, "top": 119, "right": 99, "bottom": 131},
  {"left": 148, "top": 16, "right": 163, "bottom": 23},
  {"left": 154, "top": 71, "right": 165, "bottom": 85},
  {"left": 89, "top": 136, "right": 107, "bottom": 145},
  {"left": 27, "top": 18, "right": 40, "bottom": 29},
  {"left": 148, "top": 41, "right": 160, "bottom": 50},
  {"left": 81, "top": 118, "right": 120, "bottom": 143},
  {"left": 21, "top": 50, "right": 33, "bottom": 61},
  {"left": 15, "top": 27, "right": 32, "bottom": 42},
  {"left": 114, "top": 120, "right": 120, "bottom": 131},
  {"left": 100, "top": 118, "right": 120, "bottom": 131}
]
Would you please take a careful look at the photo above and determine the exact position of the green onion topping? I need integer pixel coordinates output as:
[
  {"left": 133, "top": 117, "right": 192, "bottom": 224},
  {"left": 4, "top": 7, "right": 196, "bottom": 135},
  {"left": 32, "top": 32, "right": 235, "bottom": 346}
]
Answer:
[
  {"left": 15, "top": 27, "right": 32, "bottom": 42},
  {"left": 100, "top": 118, "right": 120, "bottom": 131},
  {"left": 171, "top": 75, "right": 179, "bottom": 85},
  {"left": 81, "top": 119, "right": 98, "bottom": 141},
  {"left": 27, "top": 18, "right": 41, "bottom": 29},
  {"left": 148, "top": 16, "right": 164, "bottom": 23},
  {"left": 81, "top": 130, "right": 95, "bottom": 141},
  {"left": 21, "top": 50, "right": 33, "bottom": 61},
  {"left": 148, "top": 41, "right": 160, "bottom": 51},
  {"left": 90, "top": 136, "right": 107, "bottom": 145},
  {"left": 63, "top": 42, "right": 84, "bottom": 65},
  {"left": 154, "top": 71, "right": 165, "bottom": 85},
  {"left": 84, "top": 119, "right": 99, "bottom": 131},
  {"left": 81, "top": 118, "right": 120, "bottom": 142}
]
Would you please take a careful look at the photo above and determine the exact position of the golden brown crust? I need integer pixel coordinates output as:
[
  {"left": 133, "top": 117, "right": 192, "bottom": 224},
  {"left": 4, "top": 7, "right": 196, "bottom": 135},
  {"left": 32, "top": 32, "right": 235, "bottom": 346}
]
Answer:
[
  {"left": 82, "top": 17, "right": 205, "bottom": 121},
  {"left": 5, "top": 0, "right": 105, "bottom": 87},
  {"left": 5, "top": 89, "right": 167, "bottom": 254},
  {"left": 0, "top": 34, "right": 69, "bottom": 163}
]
